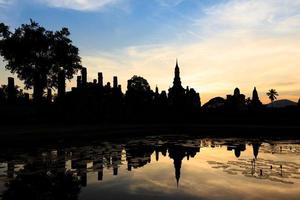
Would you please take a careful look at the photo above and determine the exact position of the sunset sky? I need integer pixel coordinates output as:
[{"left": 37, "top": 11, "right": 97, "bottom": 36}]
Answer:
[{"left": 0, "top": 0, "right": 300, "bottom": 103}]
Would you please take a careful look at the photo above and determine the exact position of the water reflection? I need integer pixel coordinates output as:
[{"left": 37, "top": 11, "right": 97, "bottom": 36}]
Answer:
[{"left": 0, "top": 136, "right": 300, "bottom": 200}]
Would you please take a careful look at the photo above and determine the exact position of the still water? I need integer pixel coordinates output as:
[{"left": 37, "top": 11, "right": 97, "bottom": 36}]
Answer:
[{"left": 0, "top": 135, "right": 300, "bottom": 200}]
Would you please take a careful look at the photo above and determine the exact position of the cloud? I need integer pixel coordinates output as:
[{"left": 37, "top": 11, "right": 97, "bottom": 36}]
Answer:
[
  {"left": 0, "top": 0, "right": 14, "bottom": 8},
  {"left": 81, "top": 34, "right": 300, "bottom": 103},
  {"left": 1, "top": 0, "right": 300, "bottom": 103},
  {"left": 37, "top": 0, "right": 122, "bottom": 11},
  {"left": 194, "top": 0, "right": 300, "bottom": 37},
  {"left": 155, "top": 0, "right": 185, "bottom": 7},
  {"left": 78, "top": 0, "right": 300, "bottom": 103}
]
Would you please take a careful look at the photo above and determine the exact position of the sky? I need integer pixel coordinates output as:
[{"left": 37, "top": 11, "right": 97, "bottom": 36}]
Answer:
[{"left": 0, "top": 0, "right": 300, "bottom": 103}]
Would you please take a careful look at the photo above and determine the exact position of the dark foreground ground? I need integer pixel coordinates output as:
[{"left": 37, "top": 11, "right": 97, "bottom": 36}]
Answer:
[{"left": 1, "top": 123, "right": 300, "bottom": 147}]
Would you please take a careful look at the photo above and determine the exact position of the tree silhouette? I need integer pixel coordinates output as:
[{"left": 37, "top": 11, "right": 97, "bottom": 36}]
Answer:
[
  {"left": 127, "top": 75, "right": 151, "bottom": 93},
  {"left": 0, "top": 20, "right": 82, "bottom": 102},
  {"left": 126, "top": 75, "right": 153, "bottom": 102},
  {"left": 266, "top": 89, "right": 279, "bottom": 105},
  {"left": 125, "top": 76, "right": 153, "bottom": 117}
]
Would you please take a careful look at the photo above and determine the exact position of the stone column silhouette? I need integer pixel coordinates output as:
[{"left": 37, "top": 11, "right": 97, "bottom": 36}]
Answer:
[
  {"left": 58, "top": 71, "right": 65, "bottom": 98},
  {"left": 7, "top": 77, "right": 16, "bottom": 103},
  {"left": 127, "top": 80, "right": 132, "bottom": 90},
  {"left": 47, "top": 88, "right": 52, "bottom": 102},
  {"left": 77, "top": 76, "right": 82, "bottom": 88},
  {"left": 98, "top": 72, "right": 103, "bottom": 87},
  {"left": 82, "top": 67, "right": 87, "bottom": 87},
  {"left": 33, "top": 73, "right": 43, "bottom": 102},
  {"left": 0, "top": 88, "right": 4, "bottom": 103},
  {"left": 113, "top": 76, "right": 118, "bottom": 89}
]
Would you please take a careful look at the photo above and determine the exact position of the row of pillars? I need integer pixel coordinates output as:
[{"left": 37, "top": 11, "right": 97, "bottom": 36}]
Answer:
[
  {"left": 3, "top": 68, "right": 119, "bottom": 102},
  {"left": 76, "top": 67, "right": 119, "bottom": 89}
]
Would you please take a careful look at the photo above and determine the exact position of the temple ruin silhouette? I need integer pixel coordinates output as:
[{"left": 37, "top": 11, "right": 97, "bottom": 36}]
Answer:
[{"left": 0, "top": 59, "right": 299, "bottom": 124}]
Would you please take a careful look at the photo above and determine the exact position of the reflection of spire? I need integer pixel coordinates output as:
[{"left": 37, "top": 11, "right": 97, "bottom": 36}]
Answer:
[
  {"left": 168, "top": 146, "right": 185, "bottom": 188},
  {"left": 174, "top": 158, "right": 182, "bottom": 188},
  {"left": 252, "top": 143, "right": 261, "bottom": 159}
]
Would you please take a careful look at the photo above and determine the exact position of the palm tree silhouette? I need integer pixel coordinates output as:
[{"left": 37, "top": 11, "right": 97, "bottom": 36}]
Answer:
[{"left": 266, "top": 89, "right": 279, "bottom": 106}]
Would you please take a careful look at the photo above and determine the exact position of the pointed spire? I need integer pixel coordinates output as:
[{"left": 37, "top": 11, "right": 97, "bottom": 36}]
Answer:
[
  {"left": 252, "top": 86, "right": 261, "bottom": 105},
  {"left": 173, "top": 58, "right": 182, "bottom": 87}
]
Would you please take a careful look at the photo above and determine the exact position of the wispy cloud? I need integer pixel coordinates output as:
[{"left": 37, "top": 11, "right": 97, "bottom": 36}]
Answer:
[
  {"left": 37, "top": 0, "right": 122, "bottom": 11},
  {"left": 155, "top": 0, "right": 185, "bottom": 7},
  {"left": 194, "top": 0, "right": 300, "bottom": 37},
  {"left": 78, "top": 0, "right": 300, "bottom": 103},
  {"left": 0, "top": 0, "right": 16, "bottom": 23},
  {"left": 0, "top": 0, "right": 14, "bottom": 8}
]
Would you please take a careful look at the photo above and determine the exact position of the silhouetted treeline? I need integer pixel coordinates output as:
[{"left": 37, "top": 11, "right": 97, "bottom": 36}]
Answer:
[
  {"left": 0, "top": 64, "right": 299, "bottom": 125},
  {"left": 1, "top": 20, "right": 300, "bottom": 125}
]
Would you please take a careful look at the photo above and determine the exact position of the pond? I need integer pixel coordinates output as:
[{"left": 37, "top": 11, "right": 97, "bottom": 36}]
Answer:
[{"left": 0, "top": 135, "right": 300, "bottom": 200}]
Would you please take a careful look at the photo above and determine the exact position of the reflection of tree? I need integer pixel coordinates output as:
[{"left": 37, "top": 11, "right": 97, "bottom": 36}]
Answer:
[
  {"left": 125, "top": 144, "right": 154, "bottom": 170},
  {"left": 2, "top": 162, "right": 81, "bottom": 200},
  {"left": 227, "top": 144, "right": 246, "bottom": 158}
]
